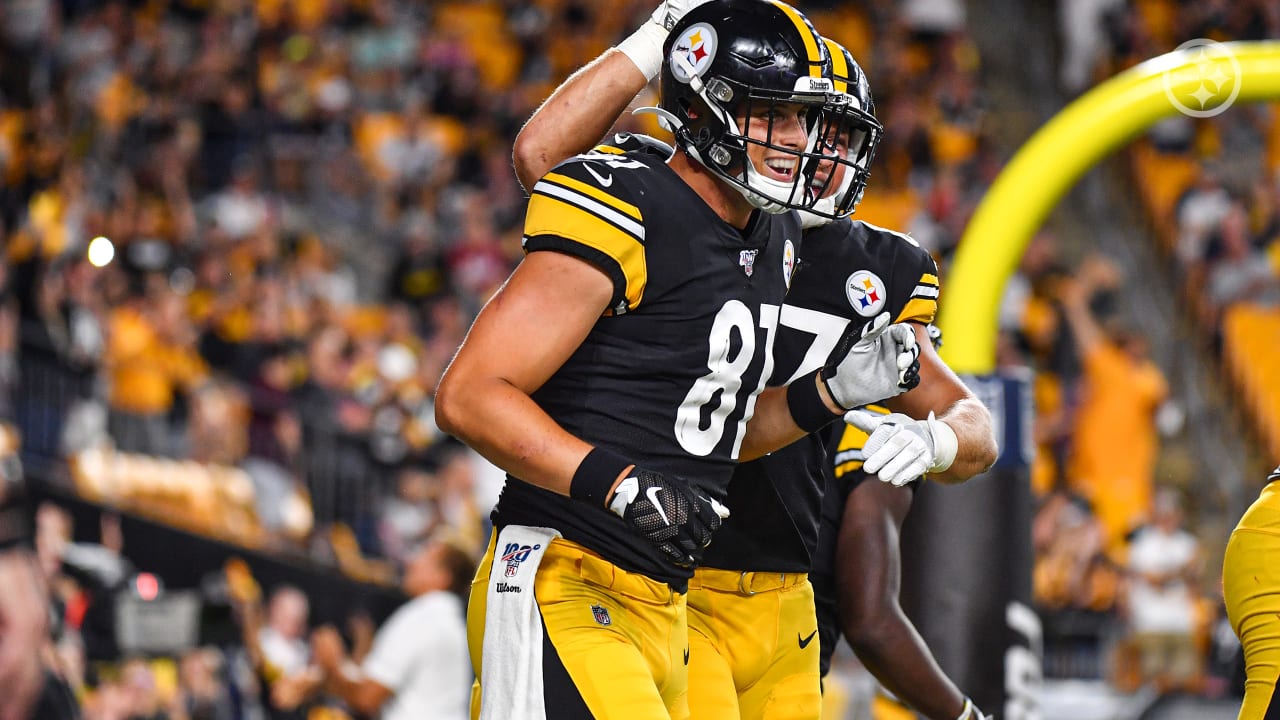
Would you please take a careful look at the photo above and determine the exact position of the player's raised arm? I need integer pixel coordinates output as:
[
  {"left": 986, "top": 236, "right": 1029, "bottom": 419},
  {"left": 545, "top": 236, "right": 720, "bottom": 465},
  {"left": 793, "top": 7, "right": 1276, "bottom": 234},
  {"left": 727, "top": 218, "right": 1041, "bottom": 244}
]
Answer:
[{"left": 511, "top": 1, "right": 708, "bottom": 190}]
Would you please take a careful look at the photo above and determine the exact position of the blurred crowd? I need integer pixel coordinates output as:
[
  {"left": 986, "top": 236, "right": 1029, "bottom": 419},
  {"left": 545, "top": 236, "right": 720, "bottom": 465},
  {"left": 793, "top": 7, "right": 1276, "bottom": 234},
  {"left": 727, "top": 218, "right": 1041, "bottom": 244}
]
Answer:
[
  {"left": 0, "top": 0, "right": 1277, "bottom": 716},
  {"left": 1021, "top": 0, "right": 1280, "bottom": 698}
]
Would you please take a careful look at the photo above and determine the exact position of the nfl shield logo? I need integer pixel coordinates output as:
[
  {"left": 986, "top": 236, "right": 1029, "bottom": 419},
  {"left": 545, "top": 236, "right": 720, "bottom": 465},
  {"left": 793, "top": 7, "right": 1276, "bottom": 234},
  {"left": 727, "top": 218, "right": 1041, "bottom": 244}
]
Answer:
[
  {"left": 591, "top": 604, "right": 612, "bottom": 626},
  {"left": 738, "top": 249, "right": 758, "bottom": 277}
]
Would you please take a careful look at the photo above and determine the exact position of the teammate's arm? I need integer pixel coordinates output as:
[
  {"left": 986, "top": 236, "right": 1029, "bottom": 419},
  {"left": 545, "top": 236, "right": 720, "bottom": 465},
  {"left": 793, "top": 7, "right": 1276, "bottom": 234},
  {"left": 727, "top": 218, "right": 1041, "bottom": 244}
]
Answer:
[
  {"left": 852, "top": 323, "right": 997, "bottom": 485},
  {"left": 435, "top": 251, "right": 614, "bottom": 496},
  {"left": 836, "top": 479, "right": 971, "bottom": 720}
]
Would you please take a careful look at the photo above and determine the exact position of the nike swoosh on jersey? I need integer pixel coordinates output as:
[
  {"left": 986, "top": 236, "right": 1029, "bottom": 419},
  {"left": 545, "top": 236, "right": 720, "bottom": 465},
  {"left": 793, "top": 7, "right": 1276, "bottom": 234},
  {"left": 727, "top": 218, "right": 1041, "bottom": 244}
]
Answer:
[
  {"left": 798, "top": 630, "right": 818, "bottom": 649},
  {"left": 583, "top": 163, "right": 614, "bottom": 187},
  {"left": 646, "top": 486, "right": 671, "bottom": 525}
]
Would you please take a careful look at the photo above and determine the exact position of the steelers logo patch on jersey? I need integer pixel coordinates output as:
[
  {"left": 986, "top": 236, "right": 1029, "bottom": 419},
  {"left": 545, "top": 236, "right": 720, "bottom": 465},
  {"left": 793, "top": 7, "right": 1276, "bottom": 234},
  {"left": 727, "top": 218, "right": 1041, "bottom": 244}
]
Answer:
[
  {"left": 783, "top": 239, "right": 796, "bottom": 288},
  {"left": 845, "top": 270, "right": 886, "bottom": 316},
  {"left": 671, "top": 23, "right": 718, "bottom": 83}
]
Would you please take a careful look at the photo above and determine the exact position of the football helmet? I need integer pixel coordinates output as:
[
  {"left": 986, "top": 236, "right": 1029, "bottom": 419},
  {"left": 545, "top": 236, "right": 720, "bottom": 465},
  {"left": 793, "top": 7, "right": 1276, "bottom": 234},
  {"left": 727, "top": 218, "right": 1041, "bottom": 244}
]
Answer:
[
  {"left": 641, "top": 0, "right": 836, "bottom": 214},
  {"left": 799, "top": 37, "right": 883, "bottom": 228}
]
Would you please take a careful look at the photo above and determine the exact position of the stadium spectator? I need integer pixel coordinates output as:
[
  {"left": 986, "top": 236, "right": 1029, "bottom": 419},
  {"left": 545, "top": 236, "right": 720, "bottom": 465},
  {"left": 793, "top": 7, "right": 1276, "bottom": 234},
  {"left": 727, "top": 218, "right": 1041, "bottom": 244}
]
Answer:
[
  {"left": 1058, "top": 256, "right": 1170, "bottom": 547},
  {"left": 1120, "top": 488, "right": 1204, "bottom": 694},
  {"left": 310, "top": 539, "right": 475, "bottom": 720}
]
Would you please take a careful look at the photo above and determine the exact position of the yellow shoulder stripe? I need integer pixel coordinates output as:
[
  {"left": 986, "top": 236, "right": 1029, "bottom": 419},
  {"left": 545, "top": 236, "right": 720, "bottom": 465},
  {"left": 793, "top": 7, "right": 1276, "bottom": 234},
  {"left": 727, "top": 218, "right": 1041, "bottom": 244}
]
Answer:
[
  {"left": 920, "top": 273, "right": 940, "bottom": 287},
  {"left": 591, "top": 145, "right": 625, "bottom": 155},
  {"left": 896, "top": 297, "right": 938, "bottom": 325},
  {"left": 524, "top": 194, "right": 647, "bottom": 310},
  {"left": 542, "top": 172, "right": 642, "bottom": 222}
]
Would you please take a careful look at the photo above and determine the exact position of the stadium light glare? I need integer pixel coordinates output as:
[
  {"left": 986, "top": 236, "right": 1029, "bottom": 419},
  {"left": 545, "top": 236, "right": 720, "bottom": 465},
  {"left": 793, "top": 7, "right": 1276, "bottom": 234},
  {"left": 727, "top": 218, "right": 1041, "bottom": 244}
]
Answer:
[{"left": 87, "top": 236, "right": 115, "bottom": 267}]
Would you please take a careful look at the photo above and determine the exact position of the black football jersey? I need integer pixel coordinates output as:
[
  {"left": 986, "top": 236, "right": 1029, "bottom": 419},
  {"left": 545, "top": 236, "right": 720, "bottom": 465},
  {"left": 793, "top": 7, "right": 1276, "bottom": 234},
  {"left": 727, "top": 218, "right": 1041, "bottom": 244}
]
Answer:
[
  {"left": 700, "top": 218, "right": 939, "bottom": 573},
  {"left": 492, "top": 148, "right": 802, "bottom": 590}
]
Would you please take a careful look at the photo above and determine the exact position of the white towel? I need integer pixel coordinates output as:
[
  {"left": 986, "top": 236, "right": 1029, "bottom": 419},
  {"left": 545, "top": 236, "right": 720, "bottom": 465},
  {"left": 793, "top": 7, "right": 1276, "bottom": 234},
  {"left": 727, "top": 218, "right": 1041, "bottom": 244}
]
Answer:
[{"left": 477, "top": 524, "right": 562, "bottom": 720}]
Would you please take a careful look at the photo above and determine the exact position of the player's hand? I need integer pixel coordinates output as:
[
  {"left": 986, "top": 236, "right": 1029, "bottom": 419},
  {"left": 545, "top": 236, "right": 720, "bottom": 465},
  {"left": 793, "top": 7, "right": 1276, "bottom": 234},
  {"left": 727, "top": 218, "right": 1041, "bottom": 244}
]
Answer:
[
  {"left": 821, "top": 312, "right": 920, "bottom": 410},
  {"left": 649, "top": 0, "right": 713, "bottom": 30},
  {"left": 956, "top": 697, "right": 993, "bottom": 720},
  {"left": 847, "top": 410, "right": 958, "bottom": 486},
  {"left": 608, "top": 468, "right": 729, "bottom": 567}
]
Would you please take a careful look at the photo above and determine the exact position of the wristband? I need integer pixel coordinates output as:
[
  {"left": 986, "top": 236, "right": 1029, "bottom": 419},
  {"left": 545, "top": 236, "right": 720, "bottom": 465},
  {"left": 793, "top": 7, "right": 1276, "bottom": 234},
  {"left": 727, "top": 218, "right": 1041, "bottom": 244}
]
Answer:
[
  {"left": 955, "top": 697, "right": 976, "bottom": 720},
  {"left": 787, "top": 370, "right": 840, "bottom": 433},
  {"left": 616, "top": 21, "right": 668, "bottom": 81},
  {"left": 926, "top": 411, "right": 959, "bottom": 473},
  {"left": 570, "top": 447, "right": 633, "bottom": 506}
]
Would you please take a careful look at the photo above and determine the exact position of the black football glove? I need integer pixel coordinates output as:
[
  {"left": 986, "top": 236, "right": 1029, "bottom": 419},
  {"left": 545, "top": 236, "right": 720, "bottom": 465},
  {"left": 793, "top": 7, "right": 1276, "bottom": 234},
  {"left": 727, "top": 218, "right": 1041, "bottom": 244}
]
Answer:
[{"left": 607, "top": 468, "right": 729, "bottom": 568}]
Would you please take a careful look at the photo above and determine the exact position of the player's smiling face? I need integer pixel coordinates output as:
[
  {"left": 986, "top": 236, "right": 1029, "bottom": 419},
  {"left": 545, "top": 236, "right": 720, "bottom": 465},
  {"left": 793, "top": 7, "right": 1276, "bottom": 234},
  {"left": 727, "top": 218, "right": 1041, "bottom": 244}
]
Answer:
[{"left": 740, "top": 101, "right": 810, "bottom": 182}]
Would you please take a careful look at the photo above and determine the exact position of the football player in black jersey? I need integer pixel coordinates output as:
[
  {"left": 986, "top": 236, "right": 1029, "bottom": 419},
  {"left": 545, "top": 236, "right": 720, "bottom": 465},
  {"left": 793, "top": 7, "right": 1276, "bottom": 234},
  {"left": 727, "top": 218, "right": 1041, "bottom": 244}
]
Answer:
[
  {"left": 507, "top": 18, "right": 999, "bottom": 719},
  {"left": 437, "top": 2, "right": 922, "bottom": 718}
]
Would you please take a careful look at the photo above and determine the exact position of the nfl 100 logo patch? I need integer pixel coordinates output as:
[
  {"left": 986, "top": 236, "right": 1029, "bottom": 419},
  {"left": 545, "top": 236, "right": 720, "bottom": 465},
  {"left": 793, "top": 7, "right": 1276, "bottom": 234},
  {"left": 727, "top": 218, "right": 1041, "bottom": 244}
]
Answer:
[
  {"left": 500, "top": 542, "right": 541, "bottom": 577},
  {"left": 591, "top": 604, "right": 612, "bottom": 626}
]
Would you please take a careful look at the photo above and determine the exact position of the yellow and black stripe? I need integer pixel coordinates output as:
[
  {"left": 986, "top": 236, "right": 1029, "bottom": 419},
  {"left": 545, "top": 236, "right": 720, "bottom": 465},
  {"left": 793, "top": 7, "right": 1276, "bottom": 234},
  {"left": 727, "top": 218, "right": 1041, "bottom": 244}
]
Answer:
[
  {"left": 524, "top": 171, "right": 648, "bottom": 312},
  {"left": 895, "top": 272, "right": 940, "bottom": 325},
  {"left": 767, "top": 1, "right": 827, "bottom": 79},
  {"left": 821, "top": 38, "right": 851, "bottom": 94}
]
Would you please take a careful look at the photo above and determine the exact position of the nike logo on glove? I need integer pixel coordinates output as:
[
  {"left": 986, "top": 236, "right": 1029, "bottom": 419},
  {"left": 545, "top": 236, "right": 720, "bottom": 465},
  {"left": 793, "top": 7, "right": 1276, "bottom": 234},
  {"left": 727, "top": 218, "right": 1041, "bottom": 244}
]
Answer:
[
  {"left": 683, "top": 647, "right": 690, "bottom": 665},
  {"left": 646, "top": 486, "right": 671, "bottom": 525},
  {"left": 798, "top": 630, "right": 817, "bottom": 650}
]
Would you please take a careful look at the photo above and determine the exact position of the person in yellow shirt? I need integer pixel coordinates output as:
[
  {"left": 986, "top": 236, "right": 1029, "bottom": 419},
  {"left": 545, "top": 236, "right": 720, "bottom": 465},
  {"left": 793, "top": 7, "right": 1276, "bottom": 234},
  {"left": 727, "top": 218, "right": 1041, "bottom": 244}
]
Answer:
[
  {"left": 105, "top": 286, "right": 208, "bottom": 456},
  {"left": 1058, "top": 257, "right": 1169, "bottom": 547}
]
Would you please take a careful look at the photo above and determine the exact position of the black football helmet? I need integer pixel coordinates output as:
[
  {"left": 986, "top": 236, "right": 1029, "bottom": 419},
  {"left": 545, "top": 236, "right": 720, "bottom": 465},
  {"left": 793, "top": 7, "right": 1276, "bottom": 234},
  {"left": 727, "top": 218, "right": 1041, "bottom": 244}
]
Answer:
[
  {"left": 641, "top": 0, "right": 836, "bottom": 214},
  {"left": 799, "top": 37, "right": 883, "bottom": 227}
]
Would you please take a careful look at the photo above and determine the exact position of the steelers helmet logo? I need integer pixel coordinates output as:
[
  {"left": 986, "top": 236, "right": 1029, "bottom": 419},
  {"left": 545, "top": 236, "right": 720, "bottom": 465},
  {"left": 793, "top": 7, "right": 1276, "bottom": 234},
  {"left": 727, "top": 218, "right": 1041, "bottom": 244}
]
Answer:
[
  {"left": 845, "top": 270, "right": 886, "bottom": 317},
  {"left": 670, "top": 23, "right": 718, "bottom": 84},
  {"left": 1162, "top": 38, "right": 1240, "bottom": 119},
  {"left": 782, "top": 239, "right": 796, "bottom": 288}
]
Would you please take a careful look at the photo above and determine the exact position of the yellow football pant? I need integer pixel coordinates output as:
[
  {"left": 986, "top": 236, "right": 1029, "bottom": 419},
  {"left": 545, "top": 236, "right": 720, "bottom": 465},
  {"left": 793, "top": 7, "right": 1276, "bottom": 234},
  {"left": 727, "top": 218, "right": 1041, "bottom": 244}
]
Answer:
[
  {"left": 686, "top": 568, "right": 822, "bottom": 720},
  {"left": 468, "top": 533, "right": 689, "bottom": 720},
  {"left": 1224, "top": 481, "right": 1280, "bottom": 720}
]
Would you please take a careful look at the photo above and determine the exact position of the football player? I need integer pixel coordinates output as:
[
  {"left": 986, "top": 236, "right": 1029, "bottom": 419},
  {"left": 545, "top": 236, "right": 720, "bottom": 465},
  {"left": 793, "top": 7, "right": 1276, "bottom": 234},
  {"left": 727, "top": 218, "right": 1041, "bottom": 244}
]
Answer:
[
  {"left": 507, "top": 16, "right": 999, "bottom": 718},
  {"left": 814, "top": 327, "right": 993, "bottom": 720},
  {"left": 1223, "top": 464, "right": 1280, "bottom": 720},
  {"left": 437, "top": 2, "right": 922, "bottom": 719}
]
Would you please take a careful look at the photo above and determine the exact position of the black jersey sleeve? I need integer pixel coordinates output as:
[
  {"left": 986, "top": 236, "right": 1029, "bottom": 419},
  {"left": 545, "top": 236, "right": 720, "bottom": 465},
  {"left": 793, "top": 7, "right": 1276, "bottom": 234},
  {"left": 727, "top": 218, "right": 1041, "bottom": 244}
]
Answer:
[
  {"left": 879, "top": 226, "right": 941, "bottom": 325},
  {"left": 523, "top": 157, "right": 650, "bottom": 314}
]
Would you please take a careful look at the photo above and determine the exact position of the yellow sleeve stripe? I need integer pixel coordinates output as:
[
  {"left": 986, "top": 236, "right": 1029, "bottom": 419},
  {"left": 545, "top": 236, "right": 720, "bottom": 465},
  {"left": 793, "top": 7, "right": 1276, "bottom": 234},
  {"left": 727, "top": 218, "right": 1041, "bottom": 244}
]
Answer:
[
  {"left": 895, "top": 297, "right": 938, "bottom": 325},
  {"left": 524, "top": 194, "right": 647, "bottom": 309},
  {"left": 591, "top": 144, "right": 625, "bottom": 155},
  {"left": 540, "top": 172, "right": 643, "bottom": 223},
  {"left": 920, "top": 273, "right": 940, "bottom": 287},
  {"left": 823, "top": 38, "right": 849, "bottom": 94},
  {"left": 833, "top": 460, "right": 864, "bottom": 478},
  {"left": 768, "top": 1, "right": 823, "bottom": 77}
]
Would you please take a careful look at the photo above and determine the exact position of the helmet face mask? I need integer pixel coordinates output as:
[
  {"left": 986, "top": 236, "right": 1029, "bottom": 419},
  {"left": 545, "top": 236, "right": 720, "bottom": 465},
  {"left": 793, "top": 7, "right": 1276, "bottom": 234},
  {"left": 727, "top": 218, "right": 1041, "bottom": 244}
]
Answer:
[
  {"left": 647, "top": 0, "right": 842, "bottom": 215},
  {"left": 798, "top": 38, "right": 884, "bottom": 228}
]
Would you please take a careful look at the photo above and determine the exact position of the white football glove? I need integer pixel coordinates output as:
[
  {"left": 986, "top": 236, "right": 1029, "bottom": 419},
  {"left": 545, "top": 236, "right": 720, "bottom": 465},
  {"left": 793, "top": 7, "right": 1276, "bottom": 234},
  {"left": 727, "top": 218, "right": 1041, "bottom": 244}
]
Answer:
[
  {"left": 846, "top": 410, "right": 958, "bottom": 487},
  {"left": 955, "top": 697, "right": 992, "bottom": 720},
  {"left": 618, "top": 1, "right": 713, "bottom": 79},
  {"left": 650, "top": 0, "right": 713, "bottom": 30},
  {"left": 821, "top": 312, "right": 921, "bottom": 411}
]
